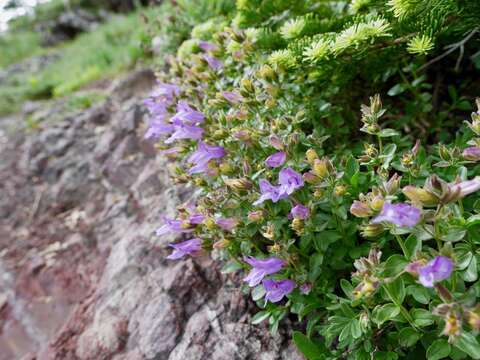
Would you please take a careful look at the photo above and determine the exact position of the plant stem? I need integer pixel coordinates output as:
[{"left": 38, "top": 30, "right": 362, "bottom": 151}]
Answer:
[
  {"left": 395, "top": 234, "right": 408, "bottom": 258},
  {"left": 383, "top": 284, "right": 420, "bottom": 332}
]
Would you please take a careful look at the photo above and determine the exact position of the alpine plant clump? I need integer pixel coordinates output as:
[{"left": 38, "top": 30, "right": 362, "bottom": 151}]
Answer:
[{"left": 144, "top": 0, "right": 480, "bottom": 358}]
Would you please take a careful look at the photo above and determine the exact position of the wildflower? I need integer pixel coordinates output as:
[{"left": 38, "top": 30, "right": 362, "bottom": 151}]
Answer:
[
  {"left": 243, "top": 256, "right": 285, "bottom": 287},
  {"left": 204, "top": 55, "right": 223, "bottom": 70},
  {"left": 466, "top": 306, "right": 480, "bottom": 331},
  {"left": 145, "top": 120, "right": 175, "bottom": 140},
  {"left": 290, "top": 204, "right": 310, "bottom": 219},
  {"left": 222, "top": 91, "right": 243, "bottom": 104},
  {"left": 463, "top": 146, "right": 480, "bottom": 161},
  {"left": 418, "top": 256, "right": 454, "bottom": 288},
  {"left": 171, "top": 101, "right": 205, "bottom": 125},
  {"left": 198, "top": 41, "right": 218, "bottom": 52},
  {"left": 265, "top": 151, "right": 286, "bottom": 168},
  {"left": 278, "top": 167, "right": 304, "bottom": 195},
  {"left": 156, "top": 218, "right": 194, "bottom": 236},
  {"left": 248, "top": 210, "right": 264, "bottom": 222},
  {"left": 449, "top": 177, "right": 480, "bottom": 198},
  {"left": 165, "top": 121, "right": 204, "bottom": 144},
  {"left": 187, "top": 142, "right": 226, "bottom": 174},
  {"left": 253, "top": 179, "right": 288, "bottom": 206},
  {"left": 443, "top": 311, "right": 461, "bottom": 341},
  {"left": 215, "top": 217, "right": 238, "bottom": 231},
  {"left": 312, "top": 159, "right": 332, "bottom": 178},
  {"left": 166, "top": 238, "right": 202, "bottom": 260},
  {"left": 150, "top": 83, "right": 181, "bottom": 104},
  {"left": 350, "top": 200, "right": 373, "bottom": 218},
  {"left": 371, "top": 203, "right": 421, "bottom": 228},
  {"left": 262, "top": 279, "right": 295, "bottom": 302},
  {"left": 305, "top": 149, "right": 319, "bottom": 163},
  {"left": 188, "top": 213, "right": 205, "bottom": 225},
  {"left": 360, "top": 223, "right": 385, "bottom": 237}
]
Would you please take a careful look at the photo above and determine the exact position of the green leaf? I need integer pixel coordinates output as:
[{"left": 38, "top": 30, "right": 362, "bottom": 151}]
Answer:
[
  {"left": 467, "top": 214, "right": 480, "bottom": 227},
  {"left": 388, "top": 83, "right": 406, "bottom": 96},
  {"left": 251, "top": 310, "right": 270, "bottom": 324},
  {"left": 398, "top": 327, "right": 421, "bottom": 347},
  {"left": 292, "top": 331, "right": 324, "bottom": 360},
  {"left": 252, "top": 285, "right": 266, "bottom": 301},
  {"left": 220, "top": 261, "right": 242, "bottom": 274},
  {"left": 407, "top": 284, "right": 430, "bottom": 304},
  {"left": 427, "top": 339, "right": 451, "bottom": 360},
  {"left": 404, "top": 234, "right": 421, "bottom": 259},
  {"left": 340, "top": 279, "right": 354, "bottom": 298},
  {"left": 454, "top": 333, "right": 480, "bottom": 359},
  {"left": 411, "top": 308, "right": 435, "bottom": 327},
  {"left": 463, "top": 256, "right": 478, "bottom": 282},
  {"left": 385, "top": 277, "right": 406, "bottom": 304},
  {"left": 378, "top": 128, "right": 400, "bottom": 137},
  {"left": 383, "top": 255, "right": 408, "bottom": 277},
  {"left": 441, "top": 227, "right": 467, "bottom": 242},
  {"left": 372, "top": 304, "right": 400, "bottom": 326}
]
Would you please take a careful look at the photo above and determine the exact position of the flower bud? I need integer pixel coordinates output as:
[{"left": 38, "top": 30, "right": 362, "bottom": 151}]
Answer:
[
  {"left": 268, "top": 243, "right": 281, "bottom": 253},
  {"left": 350, "top": 201, "right": 373, "bottom": 218},
  {"left": 257, "top": 64, "right": 276, "bottom": 81},
  {"left": 306, "top": 149, "right": 319, "bottom": 164},
  {"left": 463, "top": 146, "right": 480, "bottom": 161},
  {"left": 248, "top": 210, "right": 264, "bottom": 222},
  {"left": 384, "top": 173, "right": 401, "bottom": 195},
  {"left": 467, "top": 307, "right": 480, "bottom": 331},
  {"left": 240, "top": 78, "right": 254, "bottom": 94},
  {"left": 219, "top": 162, "right": 233, "bottom": 174},
  {"left": 287, "top": 133, "right": 300, "bottom": 146},
  {"left": 213, "top": 239, "right": 230, "bottom": 249},
  {"left": 194, "top": 177, "right": 206, "bottom": 186},
  {"left": 313, "top": 188, "right": 324, "bottom": 198},
  {"left": 303, "top": 171, "right": 320, "bottom": 184},
  {"left": 224, "top": 178, "right": 253, "bottom": 192},
  {"left": 269, "top": 135, "right": 284, "bottom": 150},
  {"left": 312, "top": 159, "right": 330, "bottom": 178},
  {"left": 402, "top": 186, "right": 439, "bottom": 207},
  {"left": 334, "top": 184, "right": 347, "bottom": 197},
  {"left": 368, "top": 195, "right": 384, "bottom": 212},
  {"left": 265, "top": 98, "right": 277, "bottom": 109},
  {"left": 353, "top": 277, "right": 379, "bottom": 299},
  {"left": 204, "top": 217, "right": 216, "bottom": 230},
  {"left": 291, "top": 218, "right": 304, "bottom": 235},
  {"left": 360, "top": 223, "right": 385, "bottom": 238}
]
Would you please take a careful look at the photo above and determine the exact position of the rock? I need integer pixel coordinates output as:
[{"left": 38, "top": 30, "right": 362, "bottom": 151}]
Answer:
[{"left": 0, "top": 69, "right": 303, "bottom": 360}]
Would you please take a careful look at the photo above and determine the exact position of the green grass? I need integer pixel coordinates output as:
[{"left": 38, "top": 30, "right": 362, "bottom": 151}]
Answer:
[
  {"left": 0, "top": 7, "right": 154, "bottom": 115},
  {"left": 0, "top": 31, "right": 42, "bottom": 68}
]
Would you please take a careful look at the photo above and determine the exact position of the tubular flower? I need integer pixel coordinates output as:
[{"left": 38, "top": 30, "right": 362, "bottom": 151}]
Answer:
[
  {"left": 252, "top": 179, "right": 288, "bottom": 206},
  {"left": 243, "top": 256, "right": 286, "bottom": 287},
  {"left": 171, "top": 101, "right": 205, "bottom": 125},
  {"left": 187, "top": 142, "right": 226, "bottom": 174},
  {"left": 463, "top": 146, "right": 480, "bottom": 161},
  {"left": 290, "top": 204, "right": 310, "bottom": 219},
  {"left": 203, "top": 55, "right": 223, "bottom": 70},
  {"left": 265, "top": 151, "right": 286, "bottom": 168},
  {"left": 215, "top": 217, "right": 238, "bottom": 231},
  {"left": 371, "top": 203, "right": 421, "bottom": 228},
  {"left": 262, "top": 279, "right": 295, "bottom": 302},
  {"left": 278, "top": 167, "right": 304, "bottom": 195},
  {"left": 166, "top": 238, "right": 202, "bottom": 260},
  {"left": 418, "top": 256, "right": 454, "bottom": 288}
]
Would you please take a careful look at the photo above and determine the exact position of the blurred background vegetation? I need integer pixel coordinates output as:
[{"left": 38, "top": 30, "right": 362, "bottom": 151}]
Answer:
[{"left": 0, "top": 0, "right": 235, "bottom": 115}]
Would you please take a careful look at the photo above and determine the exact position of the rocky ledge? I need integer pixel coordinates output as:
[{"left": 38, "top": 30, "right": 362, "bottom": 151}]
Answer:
[{"left": 0, "top": 69, "right": 302, "bottom": 360}]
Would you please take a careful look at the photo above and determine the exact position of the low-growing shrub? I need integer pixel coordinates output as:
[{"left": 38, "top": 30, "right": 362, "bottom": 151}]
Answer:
[{"left": 146, "top": 1, "right": 480, "bottom": 359}]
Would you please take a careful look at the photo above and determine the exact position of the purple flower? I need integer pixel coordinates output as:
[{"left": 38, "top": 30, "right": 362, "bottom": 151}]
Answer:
[
  {"left": 189, "top": 213, "right": 205, "bottom": 224},
  {"left": 166, "top": 238, "right": 202, "bottom": 260},
  {"left": 243, "top": 256, "right": 285, "bottom": 287},
  {"left": 171, "top": 101, "right": 205, "bottom": 125},
  {"left": 187, "top": 142, "right": 226, "bottom": 174},
  {"left": 449, "top": 177, "right": 480, "bottom": 198},
  {"left": 222, "top": 91, "right": 243, "bottom": 104},
  {"left": 463, "top": 147, "right": 480, "bottom": 161},
  {"left": 144, "top": 120, "right": 175, "bottom": 140},
  {"left": 265, "top": 151, "right": 286, "bottom": 168},
  {"left": 252, "top": 179, "right": 288, "bottom": 206},
  {"left": 151, "top": 83, "right": 181, "bottom": 104},
  {"left": 165, "top": 120, "right": 204, "bottom": 144},
  {"left": 156, "top": 218, "right": 194, "bottom": 236},
  {"left": 215, "top": 217, "right": 238, "bottom": 231},
  {"left": 418, "top": 256, "right": 454, "bottom": 288},
  {"left": 262, "top": 279, "right": 295, "bottom": 302},
  {"left": 199, "top": 41, "right": 218, "bottom": 52},
  {"left": 204, "top": 55, "right": 223, "bottom": 70},
  {"left": 279, "top": 167, "right": 304, "bottom": 195},
  {"left": 371, "top": 203, "right": 421, "bottom": 228},
  {"left": 291, "top": 204, "right": 310, "bottom": 220},
  {"left": 144, "top": 98, "right": 168, "bottom": 118}
]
